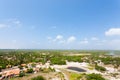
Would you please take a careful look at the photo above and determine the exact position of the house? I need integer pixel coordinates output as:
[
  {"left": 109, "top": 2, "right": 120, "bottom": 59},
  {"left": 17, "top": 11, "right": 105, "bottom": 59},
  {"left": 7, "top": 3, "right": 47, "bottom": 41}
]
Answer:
[
  {"left": 21, "top": 64, "right": 27, "bottom": 67},
  {"left": 2, "top": 68, "right": 20, "bottom": 78}
]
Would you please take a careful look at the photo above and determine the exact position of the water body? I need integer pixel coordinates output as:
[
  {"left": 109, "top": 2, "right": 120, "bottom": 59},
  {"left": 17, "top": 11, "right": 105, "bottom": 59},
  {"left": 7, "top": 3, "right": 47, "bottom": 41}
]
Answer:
[{"left": 67, "top": 67, "right": 86, "bottom": 72}]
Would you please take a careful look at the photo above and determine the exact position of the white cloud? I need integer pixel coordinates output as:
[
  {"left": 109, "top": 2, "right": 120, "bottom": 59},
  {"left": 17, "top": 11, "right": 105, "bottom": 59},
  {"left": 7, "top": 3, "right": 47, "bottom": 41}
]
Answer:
[
  {"left": 0, "top": 24, "right": 9, "bottom": 28},
  {"left": 46, "top": 35, "right": 120, "bottom": 50},
  {"left": 105, "top": 28, "right": 120, "bottom": 36},
  {"left": 0, "top": 19, "right": 22, "bottom": 29},
  {"left": 47, "top": 35, "right": 64, "bottom": 43},
  {"left": 12, "top": 20, "right": 21, "bottom": 25},
  {"left": 67, "top": 36, "right": 76, "bottom": 43},
  {"left": 56, "top": 35, "right": 63, "bottom": 40},
  {"left": 47, "top": 35, "right": 76, "bottom": 44},
  {"left": 91, "top": 37, "right": 99, "bottom": 41},
  {"left": 53, "top": 35, "right": 63, "bottom": 42},
  {"left": 10, "top": 19, "right": 22, "bottom": 27}
]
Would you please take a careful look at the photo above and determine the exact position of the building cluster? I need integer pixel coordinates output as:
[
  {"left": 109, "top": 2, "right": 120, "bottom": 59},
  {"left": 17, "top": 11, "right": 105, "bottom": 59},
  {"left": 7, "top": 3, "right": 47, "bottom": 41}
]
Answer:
[{"left": 0, "top": 62, "right": 51, "bottom": 80}]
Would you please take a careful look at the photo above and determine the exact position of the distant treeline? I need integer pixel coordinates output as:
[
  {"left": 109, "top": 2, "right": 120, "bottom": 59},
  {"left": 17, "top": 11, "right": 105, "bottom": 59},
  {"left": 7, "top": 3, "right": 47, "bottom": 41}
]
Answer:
[{"left": 0, "top": 50, "right": 120, "bottom": 70}]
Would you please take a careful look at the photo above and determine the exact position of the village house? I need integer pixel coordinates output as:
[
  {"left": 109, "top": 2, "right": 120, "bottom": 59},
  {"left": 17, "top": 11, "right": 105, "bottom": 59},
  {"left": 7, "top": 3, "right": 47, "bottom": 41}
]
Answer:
[{"left": 0, "top": 68, "right": 20, "bottom": 80}]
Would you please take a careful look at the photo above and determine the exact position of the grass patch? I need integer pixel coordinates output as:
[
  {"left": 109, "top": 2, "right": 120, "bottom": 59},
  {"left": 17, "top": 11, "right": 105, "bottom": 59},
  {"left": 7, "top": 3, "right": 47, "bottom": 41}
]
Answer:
[{"left": 69, "top": 72, "right": 84, "bottom": 80}]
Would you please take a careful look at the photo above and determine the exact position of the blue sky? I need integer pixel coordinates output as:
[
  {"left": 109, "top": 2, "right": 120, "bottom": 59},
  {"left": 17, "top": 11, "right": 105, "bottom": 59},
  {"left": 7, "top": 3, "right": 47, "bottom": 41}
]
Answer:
[{"left": 0, "top": 0, "right": 120, "bottom": 50}]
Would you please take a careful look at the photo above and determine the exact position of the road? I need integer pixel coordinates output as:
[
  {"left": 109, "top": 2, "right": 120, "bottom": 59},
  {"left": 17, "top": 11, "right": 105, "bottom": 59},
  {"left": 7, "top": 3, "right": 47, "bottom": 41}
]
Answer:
[{"left": 56, "top": 68, "right": 69, "bottom": 80}]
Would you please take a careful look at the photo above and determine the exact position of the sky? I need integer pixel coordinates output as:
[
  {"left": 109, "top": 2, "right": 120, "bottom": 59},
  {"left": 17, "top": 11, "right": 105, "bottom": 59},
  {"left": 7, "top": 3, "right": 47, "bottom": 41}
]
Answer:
[{"left": 0, "top": 0, "right": 120, "bottom": 50}]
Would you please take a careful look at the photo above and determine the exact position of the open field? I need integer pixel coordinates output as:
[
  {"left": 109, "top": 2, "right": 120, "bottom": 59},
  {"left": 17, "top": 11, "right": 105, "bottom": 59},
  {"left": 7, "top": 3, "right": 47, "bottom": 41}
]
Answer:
[{"left": 10, "top": 72, "right": 64, "bottom": 80}]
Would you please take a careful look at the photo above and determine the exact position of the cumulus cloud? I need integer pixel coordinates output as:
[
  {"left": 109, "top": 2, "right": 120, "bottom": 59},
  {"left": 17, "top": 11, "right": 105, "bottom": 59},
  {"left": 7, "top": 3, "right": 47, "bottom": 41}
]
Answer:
[
  {"left": 56, "top": 35, "right": 63, "bottom": 40},
  {"left": 47, "top": 35, "right": 64, "bottom": 44},
  {"left": 47, "top": 35, "right": 76, "bottom": 44},
  {"left": 46, "top": 35, "right": 120, "bottom": 50},
  {"left": 53, "top": 35, "right": 63, "bottom": 42},
  {"left": 67, "top": 36, "right": 76, "bottom": 43},
  {"left": 0, "top": 19, "right": 22, "bottom": 29},
  {"left": 105, "top": 28, "right": 120, "bottom": 36}
]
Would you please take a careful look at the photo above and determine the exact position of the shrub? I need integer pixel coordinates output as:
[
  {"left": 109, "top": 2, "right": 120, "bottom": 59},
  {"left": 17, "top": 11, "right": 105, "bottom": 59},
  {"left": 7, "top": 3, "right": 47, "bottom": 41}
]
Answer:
[
  {"left": 40, "top": 67, "right": 54, "bottom": 73},
  {"left": 18, "top": 65, "right": 23, "bottom": 69},
  {"left": 31, "top": 76, "right": 45, "bottom": 80},
  {"left": 27, "top": 68, "right": 34, "bottom": 73},
  {"left": 0, "top": 64, "right": 6, "bottom": 69},
  {"left": 19, "top": 72, "right": 25, "bottom": 77},
  {"left": 95, "top": 65, "right": 106, "bottom": 72},
  {"left": 86, "top": 73, "right": 105, "bottom": 80}
]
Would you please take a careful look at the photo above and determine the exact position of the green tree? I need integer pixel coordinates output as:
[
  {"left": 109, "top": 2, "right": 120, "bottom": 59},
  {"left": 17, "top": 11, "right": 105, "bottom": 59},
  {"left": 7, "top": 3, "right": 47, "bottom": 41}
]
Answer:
[
  {"left": 0, "top": 64, "right": 6, "bottom": 69},
  {"left": 27, "top": 68, "right": 34, "bottom": 73}
]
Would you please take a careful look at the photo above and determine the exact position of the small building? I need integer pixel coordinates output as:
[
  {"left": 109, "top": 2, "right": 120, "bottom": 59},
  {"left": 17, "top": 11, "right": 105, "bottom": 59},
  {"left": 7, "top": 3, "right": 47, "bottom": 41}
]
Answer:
[{"left": 2, "top": 68, "right": 20, "bottom": 78}]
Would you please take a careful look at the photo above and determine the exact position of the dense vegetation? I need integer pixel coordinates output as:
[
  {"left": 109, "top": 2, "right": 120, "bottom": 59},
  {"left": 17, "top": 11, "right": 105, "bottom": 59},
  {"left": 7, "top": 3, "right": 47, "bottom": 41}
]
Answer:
[
  {"left": 86, "top": 55, "right": 120, "bottom": 69},
  {"left": 0, "top": 50, "right": 120, "bottom": 70},
  {"left": 0, "top": 50, "right": 83, "bottom": 69}
]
